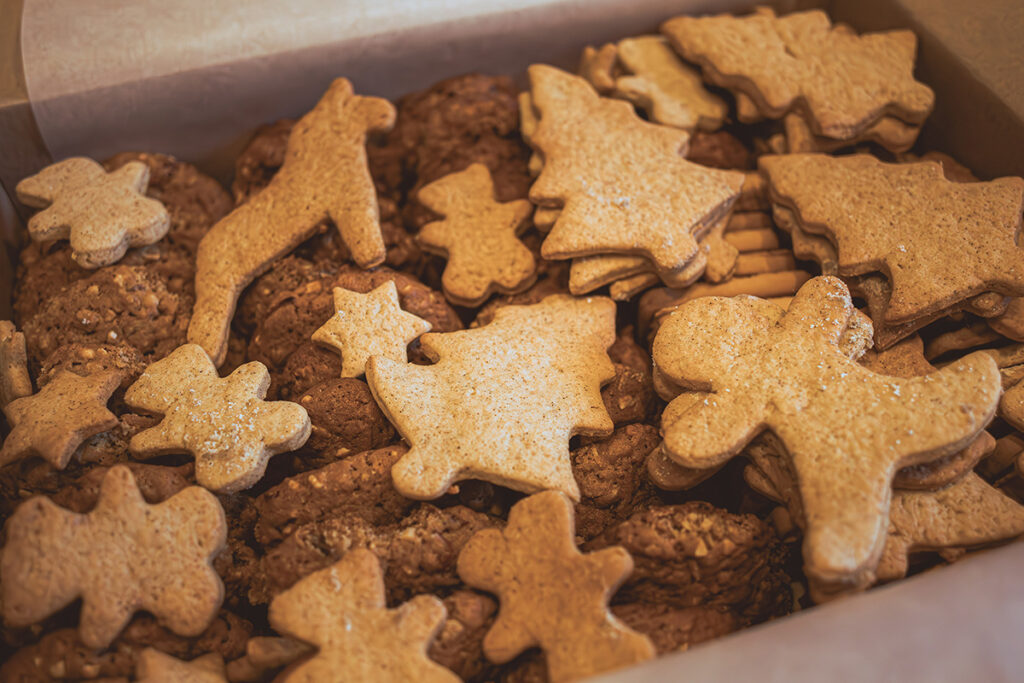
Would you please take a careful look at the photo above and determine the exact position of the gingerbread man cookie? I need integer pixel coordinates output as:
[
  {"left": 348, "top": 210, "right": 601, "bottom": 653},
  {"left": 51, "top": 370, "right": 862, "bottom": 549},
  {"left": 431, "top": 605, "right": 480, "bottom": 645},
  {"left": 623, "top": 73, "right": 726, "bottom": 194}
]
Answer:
[
  {"left": 268, "top": 549, "right": 459, "bottom": 683},
  {"left": 16, "top": 157, "right": 170, "bottom": 268},
  {"left": 653, "top": 276, "right": 1001, "bottom": 591},
  {"left": 417, "top": 164, "right": 536, "bottom": 306},
  {"left": 458, "top": 491, "right": 655, "bottom": 682},
  {"left": 125, "top": 344, "right": 311, "bottom": 493},
  {"left": 1, "top": 465, "right": 225, "bottom": 649},
  {"left": 189, "top": 78, "right": 396, "bottom": 365}
]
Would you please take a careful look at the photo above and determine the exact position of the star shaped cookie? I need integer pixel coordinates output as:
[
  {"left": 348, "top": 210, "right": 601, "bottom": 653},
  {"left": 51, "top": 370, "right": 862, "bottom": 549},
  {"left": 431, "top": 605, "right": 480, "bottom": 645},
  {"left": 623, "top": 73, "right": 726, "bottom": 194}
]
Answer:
[
  {"left": 16, "top": 157, "right": 170, "bottom": 268},
  {"left": 417, "top": 164, "right": 536, "bottom": 307},
  {"left": 0, "top": 369, "right": 120, "bottom": 469},
  {"left": 268, "top": 549, "right": 459, "bottom": 683},
  {"left": 458, "top": 490, "right": 655, "bottom": 682},
  {"left": 312, "top": 281, "right": 432, "bottom": 378},
  {"left": 124, "top": 344, "right": 311, "bottom": 493}
]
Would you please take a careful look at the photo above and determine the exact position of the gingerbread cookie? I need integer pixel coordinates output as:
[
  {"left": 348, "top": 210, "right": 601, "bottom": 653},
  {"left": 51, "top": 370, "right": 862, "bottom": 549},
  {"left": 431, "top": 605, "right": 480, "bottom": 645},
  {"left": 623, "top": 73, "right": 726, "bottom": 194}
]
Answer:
[
  {"left": 614, "top": 35, "right": 727, "bottom": 131},
  {"left": 662, "top": 8, "right": 934, "bottom": 138},
  {"left": 653, "top": 276, "right": 1000, "bottom": 591},
  {"left": 528, "top": 64, "right": 743, "bottom": 275},
  {"left": 1, "top": 465, "right": 225, "bottom": 648},
  {"left": 1, "top": 369, "right": 120, "bottom": 469},
  {"left": 125, "top": 344, "right": 311, "bottom": 493},
  {"left": 15, "top": 157, "right": 170, "bottom": 268},
  {"left": 367, "top": 295, "right": 615, "bottom": 501},
  {"left": 761, "top": 154, "right": 1024, "bottom": 323},
  {"left": 457, "top": 491, "right": 655, "bottom": 681},
  {"left": 417, "top": 164, "right": 536, "bottom": 306},
  {"left": 135, "top": 649, "right": 227, "bottom": 683},
  {"left": 0, "top": 321, "right": 32, "bottom": 409},
  {"left": 189, "top": 78, "right": 396, "bottom": 365},
  {"left": 267, "top": 549, "right": 459, "bottom": 682},
  {"left": 312, "top": 281, "right": 432, "bottom": 378}
]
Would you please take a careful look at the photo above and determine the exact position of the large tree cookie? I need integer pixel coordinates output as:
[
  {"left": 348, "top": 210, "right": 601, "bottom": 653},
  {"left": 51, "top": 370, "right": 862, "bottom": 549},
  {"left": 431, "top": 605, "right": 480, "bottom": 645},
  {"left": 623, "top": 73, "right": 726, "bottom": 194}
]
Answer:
[
  {"left": 268, "top": 549, "right": 459, "bottom": 683},
  {"left": 189, "top": 78, "right": 396, "bottom": 365},
  {"left": 15, "top": 157, "right": 170, "bottom": 268},
  {"left": 458, "top": 490, "right": 654, "bottom": 682},
  {"left": 652, "top": 276, "right": 1000, "bottom": 592},
  {"left": 125, "top": 344, "right": 311, "bottom": 493},
  {"left": 1, "top": 465, "right": 225, "bottom": 648},
  {"left": 366, "top": 295, "right": 616, "bottom": 501}
]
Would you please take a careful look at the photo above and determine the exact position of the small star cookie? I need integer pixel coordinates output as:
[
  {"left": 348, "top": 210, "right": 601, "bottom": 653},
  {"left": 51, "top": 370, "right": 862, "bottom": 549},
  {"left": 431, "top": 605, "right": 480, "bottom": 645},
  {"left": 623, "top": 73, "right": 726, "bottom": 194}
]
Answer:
[
  {"left": 124, "top": 344, "right": 311, "bottom": 493},
  {"left": 0, "top": 369, "right": 120, "bottom": 469},
  {"left": 418, "top": 164, "right": 536, "bottom": 307},
  {"left": 268, "top": 549, "right": 459, "bottom": 683},
  {"left": 16, "top": 157, "right": 170, "bottom": 268},
  {"left": 312, "top": 281, "right": 432, "bottom": 378}
]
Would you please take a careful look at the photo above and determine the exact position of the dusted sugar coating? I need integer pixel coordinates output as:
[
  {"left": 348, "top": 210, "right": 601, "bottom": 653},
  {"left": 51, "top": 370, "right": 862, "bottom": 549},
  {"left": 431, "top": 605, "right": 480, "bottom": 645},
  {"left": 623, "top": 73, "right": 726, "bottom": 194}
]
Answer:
[
  {"left": 125, "top": 344, "right": 311, "bottom": 493},
  {"left": 1, "top": 369, "right": 119, "bottom": 469},
  {"left": 15, "top": 157, "right": 170, "bottom": 268},
  {"left": 615, "top": 35, "right": 727, "bottom": 131},
  {"left": 0, "top": 321, "right": 32, "bottom": 409},
  {"left": 366, "top": 295, "right": 616, "bottom": 501},
  {"left": 457, "top": 491, "right": 655, "bottom": 682},
  {"left": 268, "top": 549, "right": 459, "bottom": 683},
  {"left": 528, "top": 65, "right": 744, "bottom": 274},
  {"left": 762, "top": 154, "right": 1024, "bottom": 323},
  {"left": 135, "top": 649, "right": 227, "bottom": 683},
  {"left": 312, "top": 281, "right": 431, "bottom": 378},
  {"left": 189, "top": 78, "right": 396, "bottom": 366},
  {"left": 653, "top": 276, "right": 1001, "bottom": 590},
  {"left": 878, "top": 472, "right": 1024, "bottom": 581},
  {"left": 0, "top": 465, "right": 225, "bottom": 649},
  {"left": 418, "top": 164, "right": 536, "bottom": 306},
  {"left": 662, "top": 8, "right": 934, "bottom": 138}
]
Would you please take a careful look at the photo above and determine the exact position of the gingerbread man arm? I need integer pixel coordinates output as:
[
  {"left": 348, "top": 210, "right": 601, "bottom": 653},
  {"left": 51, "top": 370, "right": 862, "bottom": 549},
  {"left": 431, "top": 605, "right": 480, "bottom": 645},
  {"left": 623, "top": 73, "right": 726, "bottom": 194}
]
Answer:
[{"left": 661, "top": 391, "right": 764, "bottom": 468}]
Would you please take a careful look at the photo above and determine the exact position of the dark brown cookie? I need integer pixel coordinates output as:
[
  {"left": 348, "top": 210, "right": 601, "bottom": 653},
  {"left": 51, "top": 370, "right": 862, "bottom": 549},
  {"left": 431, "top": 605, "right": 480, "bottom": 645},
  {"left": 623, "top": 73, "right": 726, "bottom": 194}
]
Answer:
[
  {"left": 428, "top": 590, "right": 498, "bottom": 682},
  {"left": 254, "top": 444, "right": 413, "bottom": 545},
  {"left": 584, "top": 502, "right": 792, "bottom": 624},
  {"left": 603, "top": 326, "right": 656, "bottom": 425},
  {"left": 296, "top": 378, "right": 395, "bottom": 455},
  {"left": 611, "top": 603, "right": 738, "bottom": 654},
  {"left": 50, "top": 462, "right": 192, "bottom": 512},
  {"left": 277, "top": 342, "right": 343, "bottom": 401},
  {"left": 234, "top": 256, "right": 336, "bottom": 337},
  {"left": 685, "top": 130, "right": 753, "bottom": 170},
  {"left": 23, "top": 265, "right": 190, "bottom": 366},
  {"left": 572, "top": 424, "right": 660, "bottom": 541},
  {"left": 37, "top": 342, "right": 148, "bottom": 398}
]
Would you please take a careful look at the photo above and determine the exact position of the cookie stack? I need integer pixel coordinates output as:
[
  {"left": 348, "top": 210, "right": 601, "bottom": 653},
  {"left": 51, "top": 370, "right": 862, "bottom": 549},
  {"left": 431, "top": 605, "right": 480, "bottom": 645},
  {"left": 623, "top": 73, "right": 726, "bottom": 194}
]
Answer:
[{"left": 662, "top": 7, "right": 935, "bottom": 154}]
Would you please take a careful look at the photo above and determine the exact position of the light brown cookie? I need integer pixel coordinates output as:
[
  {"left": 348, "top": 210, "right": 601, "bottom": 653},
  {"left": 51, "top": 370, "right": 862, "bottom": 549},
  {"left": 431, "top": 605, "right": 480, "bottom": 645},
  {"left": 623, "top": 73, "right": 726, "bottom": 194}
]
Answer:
[
  {"left": 528, "top": 64, "right": 743, "bottom": 275},
  {"left": 1001, "top": 380, "right": 1024, "bottom": 432},
  {"left": 312, "top": 282, "right": 432, "bottom": 378},
  {"left": 417, "top": 164, "right": 536, "bottom": 306},
  {"left": 653, "top": 276, "right": 1001, "bottom": 591},
  {"left": 723, "top": 227, "right": 781, "bottom": 252},
  {"left": 533, "top": 205, "right": 559, "bottom": 231},
  {"left": 0, "top": 465, "right": 225, "bottom": 648},
  {"left": 124, "top": 344, "right": 311, "bottom": 493},
  {"left": 1, "top": 369, "right": 120, "bottom": 469},
  {"left": 733, "top": 250, "right": 797, "bottom": 277},
  {"left": 226, "top": 637, "right": 312, "bottom": 682},
  {"left": 701, "top": 214, "right": 739, "bottom": 283},
  {"left": 761, "top": 154, "right": 1024, "bottom": 324},
  {"left": 189, "top": 78, "right": 396, "bottom": 365},
  {"left": 366, "top": 295, "right": 616, "bottom": 501},
  {"left": 457, "top": 490, "right": 655, "bottom": 682},
  {"left": 578, "top": 43, "right": 618, "bottom": 94},
  {"left": 989, "top": 297, "right": 1024, "bottom": 341},
  {"left": 662, "top": 8, "right": 934, "bottom": 138},
  {"left": 136, "top": 649, "right": 227, "bottom": 683},
  {"left": 0, "top": 321, "right": 33, "bottom": 409},
  {"left": 267, "top": 549, "right": 459, "bottom": 683},
  {"left": 783, "top": 111, "right": 920, "bottom": 153},
  {"left": 610, "top": 272, "right": 661, "bottom": 302},
  {"left": 614, "top": 35, "right": 727, "bottom": 131},
  {"left": 570, "top": 254, "right": 652, "bottom": 295},
  {"left": 15, "top": 157, "right": 170, "bottom": 268},
  {"left": 878, "top": 472, "right": 1024, "bottom": 581}
]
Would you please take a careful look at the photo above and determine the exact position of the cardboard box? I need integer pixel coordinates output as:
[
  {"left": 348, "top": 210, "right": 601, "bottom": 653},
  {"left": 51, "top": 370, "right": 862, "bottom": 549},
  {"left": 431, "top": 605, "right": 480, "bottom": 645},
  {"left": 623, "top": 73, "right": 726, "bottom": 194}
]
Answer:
[{"left": 1, "top": 0, "right": 1023, "bottom": 679}]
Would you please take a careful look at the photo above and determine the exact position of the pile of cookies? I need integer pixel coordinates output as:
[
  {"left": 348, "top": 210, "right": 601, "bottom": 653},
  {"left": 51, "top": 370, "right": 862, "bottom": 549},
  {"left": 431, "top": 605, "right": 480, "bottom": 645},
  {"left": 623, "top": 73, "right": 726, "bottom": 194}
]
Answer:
[{"left": 1, "top": 5, "right": 1023, "bottom": 682}]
